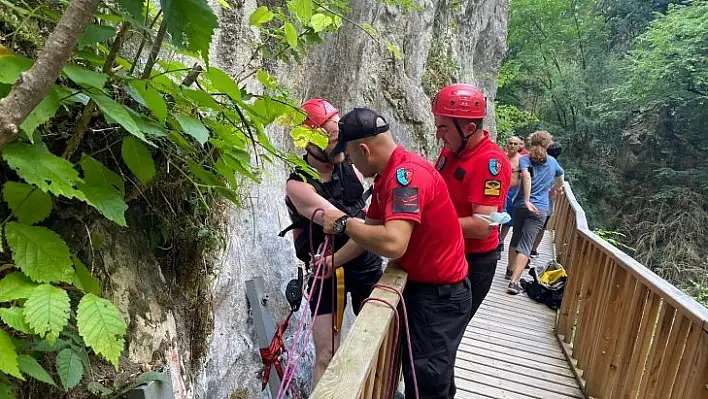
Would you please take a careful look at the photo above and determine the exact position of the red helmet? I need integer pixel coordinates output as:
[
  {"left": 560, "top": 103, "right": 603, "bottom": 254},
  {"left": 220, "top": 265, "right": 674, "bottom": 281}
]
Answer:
[
  {"left": 301, "top": 98, "right": 339, "bottom": 128},
  {"left": 431, "top": 84, "right": 486, "bottom": 119}
]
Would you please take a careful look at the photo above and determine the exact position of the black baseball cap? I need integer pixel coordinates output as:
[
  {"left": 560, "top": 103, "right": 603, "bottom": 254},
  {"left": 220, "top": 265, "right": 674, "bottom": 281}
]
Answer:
[{"left": 329, "top": 108, "right": 390, "bottom": 158}]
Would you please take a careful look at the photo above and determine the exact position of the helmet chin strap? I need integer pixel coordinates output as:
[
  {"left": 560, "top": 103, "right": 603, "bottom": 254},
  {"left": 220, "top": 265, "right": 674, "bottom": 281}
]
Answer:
[{"left": 453, "top": 119, "right": 473, "bottom": 156}]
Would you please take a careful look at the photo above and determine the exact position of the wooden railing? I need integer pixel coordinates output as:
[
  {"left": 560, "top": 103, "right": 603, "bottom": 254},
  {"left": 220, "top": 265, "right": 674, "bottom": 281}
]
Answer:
[
  {"left": 310, "top": 267, "right": 407, "bottom": 398},
  {"left": 549, "top": 182, "right": 708, "bottom": 398}
]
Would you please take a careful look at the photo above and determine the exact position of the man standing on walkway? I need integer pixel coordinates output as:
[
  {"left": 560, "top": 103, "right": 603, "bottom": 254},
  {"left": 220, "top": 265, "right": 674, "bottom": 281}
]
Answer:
[
  {"left": 321, "top": 108, "right": 471, "bottom": 399},
  {"left": 498, "top": 136, "right": 524, "bottom": 257},
  {"left": 432, "top": 84, "right": 512, "bottom": 320}
]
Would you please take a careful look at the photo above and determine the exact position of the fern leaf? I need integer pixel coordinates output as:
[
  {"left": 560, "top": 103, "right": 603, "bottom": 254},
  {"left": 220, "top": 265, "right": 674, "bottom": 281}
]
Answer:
[
  {"left": 77, "top": 293, "right": 126, "bottom": 368},
  {"left": 23, "top": 285, "right": 70, "bottom": 343},
  {"left": 56, "top": 348, "right": 84, "bottom": 390}
]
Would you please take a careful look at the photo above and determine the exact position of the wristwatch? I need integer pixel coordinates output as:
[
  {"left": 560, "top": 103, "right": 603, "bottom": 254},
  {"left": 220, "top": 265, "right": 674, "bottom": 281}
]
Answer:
[{"left": 333, "top": 215, "right": 350, "bottom": 235}]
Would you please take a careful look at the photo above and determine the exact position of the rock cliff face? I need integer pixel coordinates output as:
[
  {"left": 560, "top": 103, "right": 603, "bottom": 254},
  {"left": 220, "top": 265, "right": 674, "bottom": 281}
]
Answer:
[{"left": 195, "top": 0, "right": 508, "bottom": 397}]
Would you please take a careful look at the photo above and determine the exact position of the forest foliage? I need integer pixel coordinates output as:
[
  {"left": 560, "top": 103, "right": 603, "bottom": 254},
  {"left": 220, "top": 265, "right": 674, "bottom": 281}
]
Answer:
[
  {"left": 0, "top": 0, "right": 405, "bottom": 396},
  {"left": 497, "top": 0, "right": 708, "bottom": 305}
]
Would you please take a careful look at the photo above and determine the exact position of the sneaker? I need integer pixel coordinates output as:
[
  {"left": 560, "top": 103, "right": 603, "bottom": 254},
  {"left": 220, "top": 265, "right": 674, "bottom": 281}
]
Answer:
[
  {"left": 507, "top": 282, "right": 522, "bottom": 295},
  {"left": 505, "top": 269, "right": 513, "bottom": 280},
  {"left": 530, "top": 250, "right": 538, "bottom": 258}
]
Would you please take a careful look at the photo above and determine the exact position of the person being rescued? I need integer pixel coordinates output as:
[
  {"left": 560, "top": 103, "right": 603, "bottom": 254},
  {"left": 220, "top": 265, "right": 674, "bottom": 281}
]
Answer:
[{"left": 280, "top": 98, "right": 383, "bottom": 388}]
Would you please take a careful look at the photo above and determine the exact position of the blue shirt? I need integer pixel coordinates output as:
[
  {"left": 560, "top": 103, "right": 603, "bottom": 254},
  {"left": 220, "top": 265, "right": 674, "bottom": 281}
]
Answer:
[{"left": 513, "top": 155, "right": 563, "bottom": 212}]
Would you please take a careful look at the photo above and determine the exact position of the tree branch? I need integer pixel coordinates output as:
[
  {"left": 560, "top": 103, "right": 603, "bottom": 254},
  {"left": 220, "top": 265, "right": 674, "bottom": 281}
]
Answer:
[
  {"left": 0, "top": 0, "right": 101, "bottom": 148},
  {"left": 141, "top": 19, "right": 168, "bottom": 79}
]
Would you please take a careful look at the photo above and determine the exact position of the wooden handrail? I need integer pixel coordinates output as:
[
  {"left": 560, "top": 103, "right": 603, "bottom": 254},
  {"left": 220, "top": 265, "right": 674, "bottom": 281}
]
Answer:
[
  {"left": 311, "top": 267, "right": 407, "bottom": 398},
  {"left": 551, "top": 181, "right": 708, "bottom": 398}
]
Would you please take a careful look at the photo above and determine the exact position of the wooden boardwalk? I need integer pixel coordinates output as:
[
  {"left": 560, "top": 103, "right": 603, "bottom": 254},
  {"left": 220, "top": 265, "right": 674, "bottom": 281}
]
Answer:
[{"left": 455, "top": 233, "right": 583, "bottom": 399}]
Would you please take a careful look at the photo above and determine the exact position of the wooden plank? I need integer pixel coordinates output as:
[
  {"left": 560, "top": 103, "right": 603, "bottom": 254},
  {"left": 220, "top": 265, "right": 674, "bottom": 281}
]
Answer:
[
  {"left": 671, "top": 325, "right": 707, "bottom": 398},
  {"left": 682, "top": 330, "right": 708, "bottom": 399},
  {"left": 476, "top": 294, "right": 556, "bottom": 321},
  {"left": 467, "top": 317, "right": 555, "bottom": 339},
  {"left": 461, "top": 334, "right": 565, "bottom": 361},
  {"left": 466, "top": 326, "right": 564, "bottom": 353},
  {"left": 473, "top": 307, "right": 555, "bottom": 330},
  {"left": 557, "top": 233, "right": 584, "bottom": 338},
  {"left": 624, "top": 295, "right": 664, "bottom": 398},
  {"left": 459, "top": 340, "right": 570, "bottom": 369},
  {"left": 455, "top": 350, "right": 580, "bottom": 389},
  {"left": 311, "top": 267, "right": 407, "bottom": 399},
  {"left": 455, "top": 366, "right": 580, "bottom": 399},
  {"left": 456, "top": 377, "right": 536, "bottom": 399},
  {"left": 637, "top": 301, "right": 676, "bottom": 398},
  {"left": 657, "top": 314, "right": 692, "bottom": 398},
  {"left": 466, "top": 320, "right": 553, "bottom": 343},
  {"left": 455, "top": 357, "right": 583, "bottom": 398},
  {"left": 556, "top": 334, "right": 588, "bottom": 396},
  {"left": 456, "top": 343, "right": 574, "bottom": 377},
  {"left": 574, "top": 246, "right": 606, "bottom": 370}
]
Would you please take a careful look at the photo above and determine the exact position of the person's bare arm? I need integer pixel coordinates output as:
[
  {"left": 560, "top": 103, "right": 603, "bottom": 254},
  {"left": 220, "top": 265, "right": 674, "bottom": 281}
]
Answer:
[
  {"left": 521, "top": 169, "right": 540, "bottom": 214},
  {"left": 285, "top": 180, "right": 338, "bottom": 225},
  {"left": 326, "top": 217, "right": 382, "bottom": 268},
  {"left": 459, "top": 204, "right": 498, "bottom": 239},
  {"left": 323, "top": 210, "right": 414, "bottom": 260}
]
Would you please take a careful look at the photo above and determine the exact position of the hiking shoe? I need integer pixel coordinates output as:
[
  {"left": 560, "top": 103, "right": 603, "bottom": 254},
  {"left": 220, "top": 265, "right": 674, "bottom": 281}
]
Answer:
[
  {"left": 505, "top": 269, "right": 513, "bottom": 280},
  {"left": 507, "top": 282, "right": 522, "bottom": 295},
  {"left": 530, "top": 250, "right": 538, "bottom": 258}
]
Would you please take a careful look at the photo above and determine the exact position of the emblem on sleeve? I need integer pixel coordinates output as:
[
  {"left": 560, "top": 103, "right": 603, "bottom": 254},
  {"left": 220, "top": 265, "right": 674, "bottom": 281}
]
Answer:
[
  {"left": 489, "top": 159, "right": 501, "bottom": 176},
  {"left": 392, "top": 187, "right": 419, "bottom": 214},
  {"left": 436, "top": 155, "right": 447, "bottom": 171},
  {"left": 484, "top": 179, "right": 501, "bottom": 196},
  {"left": 396, "top": 167, "right": 414, "bottom": 186}
]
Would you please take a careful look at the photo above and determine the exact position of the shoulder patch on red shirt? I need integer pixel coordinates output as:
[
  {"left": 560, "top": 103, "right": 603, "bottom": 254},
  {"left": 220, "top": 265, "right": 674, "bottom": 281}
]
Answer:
[
  {"left": 396, "top": 167, "right": 414, "bottom": 186},
  {"left": 484, "top": 179, "right": 501, "bottom": 196},
  {"left": 436, "top": 155, "right": 447, "bottom": 171},
  {"left": 489, "top": 158, "right": 502, "bottom": 176},
  {"left": 392, "top": 187, "right": 419, "bottom": 214}
]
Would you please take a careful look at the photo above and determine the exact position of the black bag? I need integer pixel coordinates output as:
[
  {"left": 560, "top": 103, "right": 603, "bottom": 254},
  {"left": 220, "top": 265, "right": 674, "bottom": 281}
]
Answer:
[{"left": 521, "top": 260, "right": 566, "bottom": 310}]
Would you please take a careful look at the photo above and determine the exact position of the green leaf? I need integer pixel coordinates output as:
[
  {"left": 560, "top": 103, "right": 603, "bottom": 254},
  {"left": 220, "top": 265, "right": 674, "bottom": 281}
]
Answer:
[
  {"left": 0, "top": 307, "right": 32, "bottom": 334},
  {"left": 161, "top": 0, "right": 218, "bottom": 64},
  {"left": 187, "top": 161, "right": 222, "bottom": 187},
  {"left": 17, "top": 355, "right": 56, "bottom": 386},
  {"left": 121, "top": 137, "right": 155, "bottom": 185},
  {"left": 362, "top": 23, "right": 378, "bottom": 38},
  {"left": 24, "top": 284, "right": 70, "bottom": 341},
  {"left": 387, "top": 42, "right": 402, "bottom": 60},
  {"left": 136, "top": 371, "right": 169, "bottom": 385},
  {"left": 290, "top": 126, "right": 328, "bottom": 149},
  {"left": 204, "top": 67, "right": 240, "bottom": 101},
  {"left": 77, "top": 293, "right": 127, "bottom": 368},
  {"left": 129, "top": 80, "right": 167, "bottom": 123},
  {"left": 78, "top": 157, "right": 128, "bottom": 226},
  {"left": 310, "top": 14, "right": 333, "bottom": 32},
  {"left": 63, "top": 64, "right": 108, "bottom": 89},
  {"left": 78, "top": 24, "right": 117, "bottom": 49},
  {"left": 0, "top": 55, "right": 32, "bottom": 84},
  {"left": 216, "top": 0, "right": 231, "bottom": 8},
  {"left": 257, "top": 70, "right": 277, "bottom": 89},
  {"left": 2, "top": 143, "right": 83, "bottom": 200},
  {"left": 5, "top": 223, "right": 74, "bottom": 284},
  {"left": 0, "top": 381, "right": 15, "bottom": 399},
  {"left": 116, "top": 0, "right": 146, "bottom": 24},
  {"left": 289, "top": 0, "right": 312, "bottom": 23},
  {"left": 87, "top": 381, "right": 113, "bottom": 396},
  {"left": 0, "top": 272, "right": 39, "bottom": 302},
  {"left": 175, "top": 113, "right": 210, "bottom": 145},
  {"left": 3, "top": 182, "right": 52, "bottom": 225},
  {"left": 72, "top": 255, "right": 101, "bottom": 296},
  {"left": 89, "top": 93, "right": 148, "bottom": 143},
  {"left": 249, "top": 6, "right": 275, "bottom": 27},
  {"left": 0, "top": 329, "right": 22, "bottom": 379},
  {"left": 80, "top": 156, "right": 124, "bottom": 196},
  {"left": 31, "top": 338, "right": 70, "bottom": 353},
  {"left": 77, "top": 183, "right": 128, "bottom": 226},
  {"left": 20, "top": 86, "right": 61, "bottom": 138},
  {"left": 56, "top": 348, "right": 84, "bottom": 390},
  {"left": 181, "top": 88, "right": 220, "bottom": 110},
  {"left": 284, "top": 22, "right": 298, "bottom": 48},
  {"left": 250, "top": 97, "right": 290, "bottom": 125}
]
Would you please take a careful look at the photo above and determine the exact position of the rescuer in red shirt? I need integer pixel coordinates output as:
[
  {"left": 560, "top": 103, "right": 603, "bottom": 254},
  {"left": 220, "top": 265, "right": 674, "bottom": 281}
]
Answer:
[
  {"left": 432, "top": 84, "right": 512, "bottom": 321},
  {"left": 321, "top": 108, "right": 471, "bottom": 399}
]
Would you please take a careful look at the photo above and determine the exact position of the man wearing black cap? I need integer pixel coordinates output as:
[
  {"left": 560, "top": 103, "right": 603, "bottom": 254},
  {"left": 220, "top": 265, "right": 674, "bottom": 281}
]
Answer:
[{"left": 321, "top": 108, "right": 471, "bottom": 398}]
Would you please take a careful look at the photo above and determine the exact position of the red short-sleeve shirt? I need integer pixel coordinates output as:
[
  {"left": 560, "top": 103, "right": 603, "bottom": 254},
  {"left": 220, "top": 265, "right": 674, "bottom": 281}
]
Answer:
[
  {"left": 434, "top": 131, "right": 512, "bottom": 254},
  {"left": 367, "top": 147, "right": 467, "bottom": 284}
]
